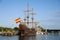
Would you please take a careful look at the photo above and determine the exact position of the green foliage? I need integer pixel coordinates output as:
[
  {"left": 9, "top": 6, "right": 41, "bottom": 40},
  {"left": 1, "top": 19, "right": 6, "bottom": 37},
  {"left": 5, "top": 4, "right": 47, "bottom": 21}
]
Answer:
[
  {"left": 0, "top": 27, "right": 4, "bottom": 31},
  {"left": 38, "top": 26, "right": 44, "bottom": 31},
  {"left": 6, "top": 28, "right": 13, "bottom": 32},
  {"left": 0, "top": 26, "right": 18, "bottom": 32},
  {"left": 13, "top": 27, "right": 18, "bottom": 31}
]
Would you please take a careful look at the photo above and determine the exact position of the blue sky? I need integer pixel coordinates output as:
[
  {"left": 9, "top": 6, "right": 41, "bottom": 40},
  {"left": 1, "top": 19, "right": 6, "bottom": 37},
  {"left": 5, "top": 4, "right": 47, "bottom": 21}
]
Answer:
[{"left": 0, "top": 0, "right": 60, "bottom": 29}]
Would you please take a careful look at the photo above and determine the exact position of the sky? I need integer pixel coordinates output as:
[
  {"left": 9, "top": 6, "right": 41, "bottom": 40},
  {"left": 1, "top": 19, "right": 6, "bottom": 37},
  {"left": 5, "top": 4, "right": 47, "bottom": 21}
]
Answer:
[{"left": 0, "top": 0, "right": 60, "bottom": 29}]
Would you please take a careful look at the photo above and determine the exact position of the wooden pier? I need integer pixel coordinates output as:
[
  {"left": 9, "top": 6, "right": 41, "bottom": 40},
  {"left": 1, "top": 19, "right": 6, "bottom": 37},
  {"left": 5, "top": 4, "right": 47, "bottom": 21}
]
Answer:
[{"left": 0, "top": 31, "right": 17, "bottom": 36}]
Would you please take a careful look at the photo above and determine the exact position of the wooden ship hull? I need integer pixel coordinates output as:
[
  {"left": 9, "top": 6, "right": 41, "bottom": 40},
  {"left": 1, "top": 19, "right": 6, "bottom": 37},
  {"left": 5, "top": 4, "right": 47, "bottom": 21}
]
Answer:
[{"left": 18, "top": 24, "right": 36, "bottom": 36}]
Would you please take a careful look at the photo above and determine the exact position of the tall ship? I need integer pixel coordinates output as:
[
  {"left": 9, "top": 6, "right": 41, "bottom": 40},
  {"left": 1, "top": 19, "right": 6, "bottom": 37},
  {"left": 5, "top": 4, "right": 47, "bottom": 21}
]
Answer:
[{"left": 18, "top": 0, "right": 38, "bottom": 36}]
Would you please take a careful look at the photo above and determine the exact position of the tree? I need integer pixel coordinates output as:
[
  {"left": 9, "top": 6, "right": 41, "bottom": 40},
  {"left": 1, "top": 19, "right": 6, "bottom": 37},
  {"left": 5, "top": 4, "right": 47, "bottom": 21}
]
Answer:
[
  {"left": 0, "top": 27, "right": 4, "bottom": 31},
  {"left": 13, "top": 27, "right": 18, "bottom": 31},
  {"left": 38, "top": 26, "right": 44, "bottom": 31}
]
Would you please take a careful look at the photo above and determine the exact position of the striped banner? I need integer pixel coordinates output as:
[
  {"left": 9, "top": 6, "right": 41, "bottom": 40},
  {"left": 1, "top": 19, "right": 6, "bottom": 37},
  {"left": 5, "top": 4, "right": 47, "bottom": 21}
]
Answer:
[{"left": 15, "top": 18, "right": 21, "bottom": 23}]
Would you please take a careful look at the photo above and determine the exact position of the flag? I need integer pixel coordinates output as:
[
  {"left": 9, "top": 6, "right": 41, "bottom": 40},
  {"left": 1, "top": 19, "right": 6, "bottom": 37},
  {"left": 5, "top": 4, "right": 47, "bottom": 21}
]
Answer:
[{"left": 15, "top": 18, "right": 21, "bottom": 23}]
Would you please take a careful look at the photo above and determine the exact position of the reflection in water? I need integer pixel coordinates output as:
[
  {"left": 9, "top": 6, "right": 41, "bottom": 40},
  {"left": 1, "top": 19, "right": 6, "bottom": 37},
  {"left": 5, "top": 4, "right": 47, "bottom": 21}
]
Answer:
[
  {"left": 19, "top": 36, "right": 36, "bottom": 40},
  {"left": 0, "top": 33, "right": 60, "bottom": 40}
]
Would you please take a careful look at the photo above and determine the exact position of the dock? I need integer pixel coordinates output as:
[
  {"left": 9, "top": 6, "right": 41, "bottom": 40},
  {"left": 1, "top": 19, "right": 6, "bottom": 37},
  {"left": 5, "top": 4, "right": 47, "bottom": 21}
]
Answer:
[{"left": 0, "top": 31, "right": 18, "bottom": 36}]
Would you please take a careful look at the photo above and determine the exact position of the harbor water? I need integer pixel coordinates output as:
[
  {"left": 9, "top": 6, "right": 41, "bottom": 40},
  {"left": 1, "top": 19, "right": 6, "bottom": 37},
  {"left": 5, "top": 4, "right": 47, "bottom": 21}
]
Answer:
[{"left": 0, "top": 33, "right": 60, "bottom": 40}]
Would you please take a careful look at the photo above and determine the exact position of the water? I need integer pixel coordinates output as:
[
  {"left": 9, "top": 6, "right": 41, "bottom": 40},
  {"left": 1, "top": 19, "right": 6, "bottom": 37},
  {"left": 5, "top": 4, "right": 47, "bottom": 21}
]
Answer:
[
  {"left": 0, "top": 33, "right": 60, "bottom": 40},
  {"left": 0, "top": 36, "right": 19, "bottom": 40}
]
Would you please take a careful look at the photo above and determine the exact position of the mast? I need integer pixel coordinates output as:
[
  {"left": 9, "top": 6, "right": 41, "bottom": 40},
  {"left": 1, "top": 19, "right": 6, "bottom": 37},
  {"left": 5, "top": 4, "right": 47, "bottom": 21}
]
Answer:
[
  {"left": 31, "top": 8, "right": 35, "bottom": 28},
  {"left": 23, "top": 0, "right": 38, "bottom": 28},
  {"left": 24, "top": 0, "right": 32, "bottom": 26},
  {"left": 26, "top": 0, "right": 29, "bottom": 25}
]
